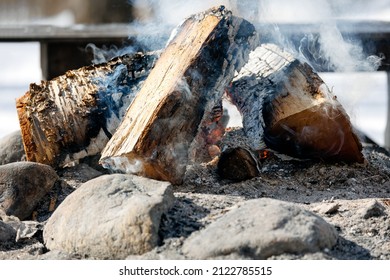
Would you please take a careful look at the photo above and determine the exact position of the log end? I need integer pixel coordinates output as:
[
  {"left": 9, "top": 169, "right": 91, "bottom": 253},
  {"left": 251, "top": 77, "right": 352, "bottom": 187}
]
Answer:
[
  {"left": 16, "top": 92, "right": 35, "bottom": 162},
  {"left": 16, "top": 90, "right": 55, "bottom": 165},
  {"left": 264, "top": 102, "right": 364, "bottom": 163}
]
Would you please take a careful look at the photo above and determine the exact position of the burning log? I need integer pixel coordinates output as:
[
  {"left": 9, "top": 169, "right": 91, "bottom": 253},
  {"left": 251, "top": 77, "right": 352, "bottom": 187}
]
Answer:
[
  {"left": 227, "top": 43, "right": 364, "bottom": 163},
  {"left": 100, "top": 6, "right": 257, "bottom": 184},
  {"left": 16, "top": 52, "right": 159, "bottom": 168},
  {"left": 190, "top": 101, "right": 230, "bottom": 163}
]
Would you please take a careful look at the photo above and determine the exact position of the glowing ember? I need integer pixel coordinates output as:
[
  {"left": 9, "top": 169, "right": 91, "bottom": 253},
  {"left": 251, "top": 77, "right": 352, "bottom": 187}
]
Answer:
[{"left": 259, "top": 149, "right": 272, "bottom": 161}]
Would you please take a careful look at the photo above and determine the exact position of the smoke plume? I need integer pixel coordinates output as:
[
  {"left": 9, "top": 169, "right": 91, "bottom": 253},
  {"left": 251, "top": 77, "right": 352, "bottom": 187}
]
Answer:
[{"left": 124, "top": 0, "right": 384, "bottom": 72}]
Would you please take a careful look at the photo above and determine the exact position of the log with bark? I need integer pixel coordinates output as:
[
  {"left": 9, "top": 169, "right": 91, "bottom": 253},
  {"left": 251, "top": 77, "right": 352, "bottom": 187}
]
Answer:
[
  {"left": 226, "top": 43, "right": 364, "bottom": 163},
  {"left": 16, "top": 51, "right": 159, "bottom": 168},
  {"left": 99, "top": 6, "right": 258, "bottom": 184}
]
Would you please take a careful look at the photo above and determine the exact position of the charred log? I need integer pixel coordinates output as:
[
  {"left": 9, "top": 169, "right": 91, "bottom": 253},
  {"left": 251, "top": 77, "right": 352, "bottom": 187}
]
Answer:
[
  {"left": 100, "top": 6, "right": 257, "bottom": 184},
  {"left": 217, "top": 147, "right": 260, "bottom": 181},
  {"left": 16, "top": 51, "right": 159, "bottom": 168},
  {"left": 227, "top": 43, "right": 364, "bottom": 163}
]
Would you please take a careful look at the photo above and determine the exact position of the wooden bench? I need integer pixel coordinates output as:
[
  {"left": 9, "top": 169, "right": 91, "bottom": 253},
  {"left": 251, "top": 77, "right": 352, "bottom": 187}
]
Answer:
[
  {"left": 1, "top": 21, "right": 390, "bottom": 145},
  {"left": 0, "top": 24, "right": 135, "bottom": 79}
]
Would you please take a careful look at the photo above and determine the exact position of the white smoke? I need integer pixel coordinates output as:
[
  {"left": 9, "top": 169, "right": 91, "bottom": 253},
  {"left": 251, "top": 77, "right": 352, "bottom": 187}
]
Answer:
[
  {"left": 86, "top": 44, "right": 137, "bottom": 64},
  {"left": 315, "top": 23, "right": 382, "bottom": 72},
  {"left": 130, "top": 0, "right": 231, "bottom": 25},
  {"left": 127, "top": 0, "right": 384, "bottom": 72},
  {"left": 81, "top": 0, "right": 386, "bottom": 75},
  {"left": 125, "top": 0, "right": 386, "bottom": 144},
  {"left": 253, "top": 0, "right": 384, "bottom": 72},
  {"left": 127, "top": 0, "right": 232, "bottom": 51}
]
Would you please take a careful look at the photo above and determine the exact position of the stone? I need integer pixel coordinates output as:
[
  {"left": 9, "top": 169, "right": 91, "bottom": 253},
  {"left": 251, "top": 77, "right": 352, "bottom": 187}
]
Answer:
[
  {"left": 0, "top": 220, "right": 16, "bottom": 242},
  {"left": 313, "top": 202, "right": 340, "bottom": 215},
  {"left": 359, "top": 200, "right": 386, "bottom": 219},
  {"left": 0, "top": 208, "right": 20, "bottom": 229},
  {"left": 0, "top": 130, "right": 25, "bottom": 165},
  {"left": 61, "top": 163, "right": 103, "bottom": 183},
  {"left": 16, "top": 221, "right": 43, "bottom": 242},
  {"left": 0, "top": 209, "right": 41, "bottom": 242},
  {"left": 0, "top": 162, "right": 58, "bottom": 220},
  {"left": 182, "top": 198, "right": 338, "bottom": 259},
  {"left": 37, "top": 250, "right": 81, "bottom": 260},
  {"left": 43, "top": 174, "right": 175, "bottom": 259}
]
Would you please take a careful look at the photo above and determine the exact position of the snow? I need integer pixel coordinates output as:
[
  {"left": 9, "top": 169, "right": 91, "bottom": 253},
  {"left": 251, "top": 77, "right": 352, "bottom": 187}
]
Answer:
[{"left": 0, "top": 42, "right": 41, "bottom": 138}]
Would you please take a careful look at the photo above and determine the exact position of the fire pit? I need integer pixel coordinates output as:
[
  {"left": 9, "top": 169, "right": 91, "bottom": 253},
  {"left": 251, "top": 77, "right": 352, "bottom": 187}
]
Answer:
[
  {"left": 16, "top": 6, "right": 364, "bottom": 185},
  {"left": 1, "top": 6, "right": 389, "bottom": 260}
]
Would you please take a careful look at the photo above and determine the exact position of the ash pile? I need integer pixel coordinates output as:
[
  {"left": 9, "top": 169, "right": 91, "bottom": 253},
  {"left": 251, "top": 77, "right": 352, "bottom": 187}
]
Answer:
[{"left": 1, "top": 6, "right": 390, "bottom": 260}]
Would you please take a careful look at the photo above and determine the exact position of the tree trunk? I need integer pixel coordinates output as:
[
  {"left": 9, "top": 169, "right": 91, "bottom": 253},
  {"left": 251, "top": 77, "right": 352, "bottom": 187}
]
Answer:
[
  {"left": 99, "top": 6, "right": 257, "bottom": 184},
  {"left": 227, "top": 43, "right": 364, "bottom": 163},
  {"left": 16, "top": 51, "right": 159, "bottom": 168}
]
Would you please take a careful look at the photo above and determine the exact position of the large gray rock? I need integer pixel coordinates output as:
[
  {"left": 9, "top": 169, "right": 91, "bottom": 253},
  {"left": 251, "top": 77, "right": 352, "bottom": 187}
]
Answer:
[
  {"left": 0, "top": 162, "right": 58, "bottom": 220},
  {"left": 0, "top": 131, "right": 25, "bottom": 165},
  {"left": 0, "top": 220, "right": 16, "bottom": 242},
  {"left": 183, "top": 198, "right": 338, "bottom": 259},
  {"left": 43, "top": 174, "right": 175, "bottom": 259}
]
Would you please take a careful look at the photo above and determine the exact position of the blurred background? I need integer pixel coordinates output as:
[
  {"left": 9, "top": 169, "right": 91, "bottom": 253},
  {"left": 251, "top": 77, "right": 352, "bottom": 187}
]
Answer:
[{"left": 0, "top": 0, "right": 389, "bottom": 147}]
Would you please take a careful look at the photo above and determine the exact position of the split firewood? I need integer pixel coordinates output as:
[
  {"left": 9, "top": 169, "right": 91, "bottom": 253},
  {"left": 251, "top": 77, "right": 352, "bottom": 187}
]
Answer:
[
  {"left": 16, "top": 51, "right": 159, "bottom": 168},
  {"left": 100, "top": 6, "right": 257, "bottom": 184},
  {"left": 226, "top": 43, "right": 364, "bottom": 163}
]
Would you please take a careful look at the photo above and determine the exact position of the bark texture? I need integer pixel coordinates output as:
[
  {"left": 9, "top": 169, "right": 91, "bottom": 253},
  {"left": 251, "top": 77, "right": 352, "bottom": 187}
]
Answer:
[{"left": 16, "top": 52, "right": 159, "bottom": 168}]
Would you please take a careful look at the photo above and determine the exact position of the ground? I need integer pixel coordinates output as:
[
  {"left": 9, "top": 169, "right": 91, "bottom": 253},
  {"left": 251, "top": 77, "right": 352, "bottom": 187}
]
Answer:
[{"left": 1, "top": 128, "right": 390, "bottom": 260}]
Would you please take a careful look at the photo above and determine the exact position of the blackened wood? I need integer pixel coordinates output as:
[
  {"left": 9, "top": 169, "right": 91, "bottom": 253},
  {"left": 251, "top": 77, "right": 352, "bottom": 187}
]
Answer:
[{"left": 217, "top": 147, "right": 260, "bottom": 181}]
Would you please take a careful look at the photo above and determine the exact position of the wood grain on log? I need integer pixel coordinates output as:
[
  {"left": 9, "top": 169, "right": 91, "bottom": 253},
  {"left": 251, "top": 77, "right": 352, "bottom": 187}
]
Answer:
[
  {"left": 100, "top": 6, "right": 257, "bottom": 184},
  {"left": 16, "top": 52, "right": 159, "bottom": 168},
  {"left": 227, "top": 43, "right": 364, "bottom": 163}
]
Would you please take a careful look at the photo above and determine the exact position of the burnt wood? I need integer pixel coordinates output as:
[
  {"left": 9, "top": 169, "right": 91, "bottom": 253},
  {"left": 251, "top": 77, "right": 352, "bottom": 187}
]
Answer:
[{"left": 217, "top": 147, "right": 260, "bottom": 181}]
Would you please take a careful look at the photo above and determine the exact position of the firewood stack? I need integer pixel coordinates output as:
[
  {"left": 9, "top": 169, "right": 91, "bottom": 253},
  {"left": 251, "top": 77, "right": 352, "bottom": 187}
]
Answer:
[{"left": 16, "top": 6, "right": 365, "bottom": 185}]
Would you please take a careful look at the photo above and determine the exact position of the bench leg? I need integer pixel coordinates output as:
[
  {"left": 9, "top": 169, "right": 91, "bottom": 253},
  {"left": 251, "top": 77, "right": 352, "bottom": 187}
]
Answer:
[
  {"left": 40, "top": 42, "right": 49, "bottom": 80},
  {"left": 39, "top": 40, "right": 125, "bottom": 80},
  {"left": 385, "top": 71, "right": 390, "bottom": 149}
]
